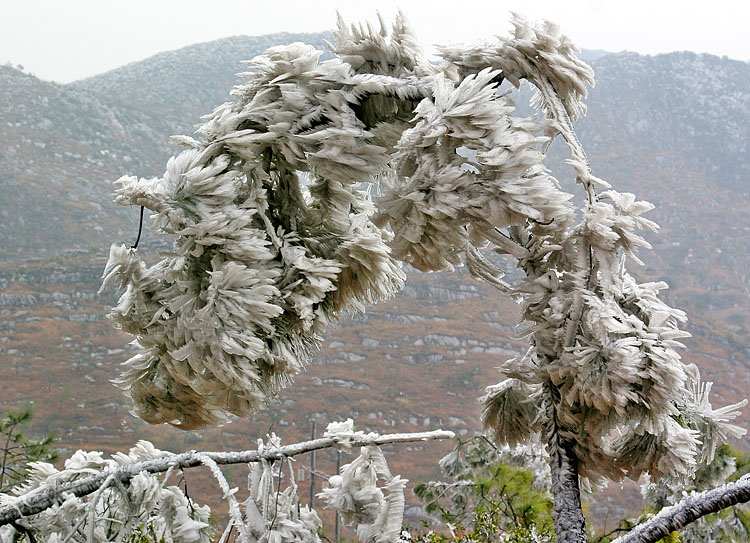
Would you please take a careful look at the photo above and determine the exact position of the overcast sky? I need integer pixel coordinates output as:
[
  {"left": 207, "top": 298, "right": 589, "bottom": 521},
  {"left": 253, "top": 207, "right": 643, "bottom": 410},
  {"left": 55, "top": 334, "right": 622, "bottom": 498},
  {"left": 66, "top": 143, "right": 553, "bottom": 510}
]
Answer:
[{"left": 3, "top": 0, "right": 747, "bottom": 83}]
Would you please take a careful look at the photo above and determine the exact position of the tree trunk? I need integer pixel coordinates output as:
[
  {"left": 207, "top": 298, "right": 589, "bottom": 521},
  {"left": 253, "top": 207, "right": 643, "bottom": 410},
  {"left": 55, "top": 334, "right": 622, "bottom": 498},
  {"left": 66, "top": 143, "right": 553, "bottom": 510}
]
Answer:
[
  {"left": 548, "top": 430, "right": 587, "bottom": 542},
  {"left": 545, "top": 383, "right": 587, "bottom": 543}
]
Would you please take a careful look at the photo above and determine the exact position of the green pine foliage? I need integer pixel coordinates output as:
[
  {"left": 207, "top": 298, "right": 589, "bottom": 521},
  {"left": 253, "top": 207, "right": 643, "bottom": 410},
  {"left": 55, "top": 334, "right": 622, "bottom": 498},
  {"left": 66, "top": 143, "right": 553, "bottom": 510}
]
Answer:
[
  {"left": 412, "top": 437, "right": 553, "bottom": 542},
  {"left": 409, "top": 505, "right": 554, "bottom": 543},
  {"left": 0, "top": 407, "right": 57, "bottom": 492},
  {"left": 124, "top": 524, "right": 168, "bottom": 543}
]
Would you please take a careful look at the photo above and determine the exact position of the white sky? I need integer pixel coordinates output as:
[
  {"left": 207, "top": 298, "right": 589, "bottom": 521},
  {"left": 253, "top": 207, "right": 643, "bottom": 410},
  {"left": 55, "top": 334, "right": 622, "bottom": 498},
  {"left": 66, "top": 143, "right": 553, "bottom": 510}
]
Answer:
[{"left": 2, "top": 0, "right": 747, "bottom": 83}]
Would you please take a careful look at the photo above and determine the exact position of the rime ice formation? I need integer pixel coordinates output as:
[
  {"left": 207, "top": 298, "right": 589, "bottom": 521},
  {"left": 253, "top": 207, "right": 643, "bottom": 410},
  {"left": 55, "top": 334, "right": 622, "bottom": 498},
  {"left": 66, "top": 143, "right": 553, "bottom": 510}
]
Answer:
[{"left": 102, "top": 13, "right": 744, "bottom": 507}]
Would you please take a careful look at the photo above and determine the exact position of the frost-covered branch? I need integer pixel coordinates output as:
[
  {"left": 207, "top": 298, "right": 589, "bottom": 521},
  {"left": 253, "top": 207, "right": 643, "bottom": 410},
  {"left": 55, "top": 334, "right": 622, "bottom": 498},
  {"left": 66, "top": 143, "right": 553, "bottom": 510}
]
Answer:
[
  {"left": 614, "top": 475, "right": 750, "bottom": 543},
  {"left": 0, "top": 429, "right": 453, "bottom": 527}
]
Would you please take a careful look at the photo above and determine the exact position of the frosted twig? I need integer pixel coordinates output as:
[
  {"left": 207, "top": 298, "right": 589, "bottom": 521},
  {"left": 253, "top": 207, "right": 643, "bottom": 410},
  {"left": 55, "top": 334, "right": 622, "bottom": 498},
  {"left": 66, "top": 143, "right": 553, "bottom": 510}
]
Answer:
[
  {"left": 613, "top": 475, "right": 750, "bottom": 543},
  {"left": 217, "top": 520, "right": 234, "bottom": 543},
  {"left": 196, "top": 453, "right": 249, "bottom": 543},
  {"left": 87, "top": 473, "right": 117, "bottom": 543},
  {"left": 112, "top": 478, "right": 134, "bottom": 543}
]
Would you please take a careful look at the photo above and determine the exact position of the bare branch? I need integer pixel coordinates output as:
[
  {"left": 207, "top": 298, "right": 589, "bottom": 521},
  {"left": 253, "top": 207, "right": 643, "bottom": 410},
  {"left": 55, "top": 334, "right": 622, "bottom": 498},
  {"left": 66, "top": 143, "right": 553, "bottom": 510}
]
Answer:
[{"left": 87, "top": 473, "right": 117, "bottom": 543}]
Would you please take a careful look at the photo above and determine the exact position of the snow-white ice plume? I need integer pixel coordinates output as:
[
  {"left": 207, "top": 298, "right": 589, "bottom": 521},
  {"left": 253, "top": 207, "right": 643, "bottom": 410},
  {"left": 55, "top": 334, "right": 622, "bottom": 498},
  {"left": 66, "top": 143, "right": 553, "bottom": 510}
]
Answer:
[{"left": 318, "top": 445, "right": 406, "bottom": 543}]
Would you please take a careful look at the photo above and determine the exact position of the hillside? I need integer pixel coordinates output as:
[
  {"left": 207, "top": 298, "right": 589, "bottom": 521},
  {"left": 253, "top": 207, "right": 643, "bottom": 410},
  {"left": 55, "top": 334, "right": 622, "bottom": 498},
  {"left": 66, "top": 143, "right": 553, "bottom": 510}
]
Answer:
[
  {"left": 559, "top": 51, "right": 750, "bottom": 331},
  {"left": 1, "top": 33, "right": 749, "bottom": 528},
  {"left": 0, "top": 65, "right": 155, "bottom": 260},
  {"left": 68, "top": 32, "right": 334, "bottom": 136}
]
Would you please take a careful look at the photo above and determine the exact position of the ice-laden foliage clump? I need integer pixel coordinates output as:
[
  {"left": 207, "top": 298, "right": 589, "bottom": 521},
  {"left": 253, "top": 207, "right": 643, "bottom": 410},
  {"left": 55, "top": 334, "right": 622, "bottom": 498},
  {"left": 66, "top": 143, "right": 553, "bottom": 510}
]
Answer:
[
  {"left": 100, "top": 37, "right": 417, "bottom": 429},
  {"left": 459, "top": 21, "right": 748, "bottom": 484},
  {"left": 318, "top": 443, "right": 407, "bottom": 543},
  {"left": 0, "top": 442, "right": 211, "bottom": 543},
  {"left": 237, "top": 424, "right": 410, "bottom": 543},
  {"left": 0, "top": 422, "right": 419, "bottom": 543},
  {"left": 102, "top": 12, "right": 745, "bottom": 488},
  {"left": 101, "top": 13, "right": 573, "bottom": 430},
  {"left": 240, "top": 435, "right": 323, "bottom": 543}
]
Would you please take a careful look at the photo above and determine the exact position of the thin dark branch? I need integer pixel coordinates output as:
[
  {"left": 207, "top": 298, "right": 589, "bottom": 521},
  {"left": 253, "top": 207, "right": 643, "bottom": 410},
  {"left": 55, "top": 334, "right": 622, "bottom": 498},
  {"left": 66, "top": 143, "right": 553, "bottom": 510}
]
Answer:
[
  {"left": 131, "top": 206, "right": 145, "bottom": 249},
  {"left": 296, "top": 464, "right": 330, "bottom": 481},
  {"left": 178, "top": 470, "right": 196, "bottom": 515},
  {"left": 11, "top": 522, "right": 36, "bottom": 543},
  {"left": 594, "top": 523, "right": 635, "bottom": 542},
  {"left": 478, "top": 435, "right": 500, "bottom": 453},
  {"left": 269, "top": 459, "right": 284, "bottom": 532}
]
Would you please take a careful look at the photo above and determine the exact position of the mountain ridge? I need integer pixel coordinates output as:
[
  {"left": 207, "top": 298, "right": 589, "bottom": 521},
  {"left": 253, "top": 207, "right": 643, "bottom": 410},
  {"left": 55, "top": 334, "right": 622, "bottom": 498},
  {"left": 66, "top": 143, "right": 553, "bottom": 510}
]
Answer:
[
  {"left": 2, "top": 31, "right": 748, "bottom": 348},
  {"left": 67, "top": 32, "right": 335, "bottom": 135}
]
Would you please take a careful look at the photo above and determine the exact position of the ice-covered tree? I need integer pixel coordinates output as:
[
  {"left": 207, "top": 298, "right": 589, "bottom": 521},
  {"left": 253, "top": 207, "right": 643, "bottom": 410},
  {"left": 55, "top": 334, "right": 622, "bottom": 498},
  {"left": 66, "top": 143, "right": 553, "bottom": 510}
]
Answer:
[{"left": 1, "top": 12, "right": 747, "bottom": 543}]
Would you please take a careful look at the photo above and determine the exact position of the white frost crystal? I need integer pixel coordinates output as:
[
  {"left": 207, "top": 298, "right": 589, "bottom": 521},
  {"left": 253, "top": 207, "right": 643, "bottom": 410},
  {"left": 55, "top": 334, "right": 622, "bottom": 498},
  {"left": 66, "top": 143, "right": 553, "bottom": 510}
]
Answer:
[{"left": 324, "top": 418, "right": 378, "bottom": 450}]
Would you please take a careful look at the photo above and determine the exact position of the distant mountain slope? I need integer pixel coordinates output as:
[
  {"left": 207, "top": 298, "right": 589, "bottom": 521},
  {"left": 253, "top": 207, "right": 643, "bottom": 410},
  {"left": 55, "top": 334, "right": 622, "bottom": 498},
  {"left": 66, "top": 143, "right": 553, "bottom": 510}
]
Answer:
[
  {"left": 2, "top": 36, "right": 748, "bottom": 315},
  {"left": 573, "top": 52, "right": 750, "bottom": 326},
  {"left": 69, "top": 32, "right": 334, "bottom": 136},
  {"left": 579, "top": 51, "right": 750, "bottom": 192},
  {"left": 0, "top": 65, "right": 170, "bottom": 260},
  {"left": 0, "top": 32, "right": 333, "bottom": 260}
]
